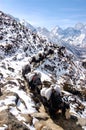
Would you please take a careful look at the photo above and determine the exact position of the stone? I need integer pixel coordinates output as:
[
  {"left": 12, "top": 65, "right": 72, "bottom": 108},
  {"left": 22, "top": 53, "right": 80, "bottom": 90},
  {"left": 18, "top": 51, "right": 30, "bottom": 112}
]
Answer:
[{"left": 0, "top": 110, "right": 30, "bottom": 130}]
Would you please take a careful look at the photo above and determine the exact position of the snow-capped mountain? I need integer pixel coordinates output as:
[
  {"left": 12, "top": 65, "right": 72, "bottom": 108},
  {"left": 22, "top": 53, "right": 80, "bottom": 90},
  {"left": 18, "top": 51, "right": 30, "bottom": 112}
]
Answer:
[
  {"left": 36, "top": 24, "right": 86, "bottom": 58},
  {"left": 36, "top": 27, "right": 50, "bottom": 38},
  {"left": 75, "top": 23, "right": 86, "bottom": 32},
  {"left": 20, "top": 19, "right": 36, "bottom": 32},
  {"left": 7, "top": 13, "right": 86, "bottom": 49},
  {"left": 51, "top": 26, "right": 81, "bottom": 37},
  {"left": 51, "top": 26, "right": 63, "bottom": 36},
  {"left": 0, "top": 11, "right": 86, "bottom": 130}
]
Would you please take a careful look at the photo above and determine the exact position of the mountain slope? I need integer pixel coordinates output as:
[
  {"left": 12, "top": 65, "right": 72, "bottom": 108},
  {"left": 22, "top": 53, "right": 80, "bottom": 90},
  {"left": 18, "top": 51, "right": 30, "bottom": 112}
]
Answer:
[
  {"left": 0, "top": 11, "right": 86, "bottom": 130},
  {"left": 37, "top": 24, "right": 86, "bottom": 58}
]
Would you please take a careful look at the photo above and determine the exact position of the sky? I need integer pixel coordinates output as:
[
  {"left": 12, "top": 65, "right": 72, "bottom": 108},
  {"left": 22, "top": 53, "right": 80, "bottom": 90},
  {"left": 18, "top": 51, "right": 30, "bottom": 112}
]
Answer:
[{"left": 0, "top": 0, "right": 86, "bottom": 30}]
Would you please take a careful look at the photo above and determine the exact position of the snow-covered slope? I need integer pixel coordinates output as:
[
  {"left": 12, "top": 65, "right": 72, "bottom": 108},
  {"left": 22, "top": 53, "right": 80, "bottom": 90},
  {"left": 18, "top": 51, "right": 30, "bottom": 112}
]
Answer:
[
  {"left": 20, "top": 19, "right": 36, "bottom": 32},
  {"left": 36, "top": 24, "right": 86, "bottom": 59},
  {"left": 51, "top": 23, "right": 86, "bottom": 47},
  {"left": 10, "top": 15, "right": 86, "bottom": 51},
  {"left": 0, "top": 11, "right": 86, "bottom": 130}
]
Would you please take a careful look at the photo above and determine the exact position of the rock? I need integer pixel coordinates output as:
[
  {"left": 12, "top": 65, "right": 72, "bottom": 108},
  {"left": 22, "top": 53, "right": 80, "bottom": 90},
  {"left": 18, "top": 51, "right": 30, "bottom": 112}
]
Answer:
[
  {"left": 0, "top": 110, "right": 8, "bottom": 125},
  {"left": 44, "top": 64, "right": 55, "bottom": 72},
  {"left": 63, "top": 82, "right": 81, "bottom": 96},
  {"left": 34, "top": 119, "right": 63, "bottom": 130},
  {"left": 0, "top": 73, "right": 3, "bottom": 80},
  {"left": 77, "top": 117, "right": 86, "bottom": 126},
  {"left": 0, "top": 10, "right": 86, "bottom": 130},
  {"left": 4, "top": 44, "right": 13, "bottom": 54},
  {"left": 21, "top": 114, "right": 33, "bottom": 125},
  {"left": 32, "top": 112, "right": 49, "bottom": 120},
  {"left": 82, "top": 61, "right": 86, "bottom": 69},
  {"left": 0, "top": 110, "right": 29, "bottom": 130},
  {"left": 8, "top": 67, "right": 14, "bottom": 72},
  {"left": 34, "top": 105, "right": 63, "bottom": 130},
  {"left": 34, "top": 121, "right": 44, "bottom": 130},
  {"left": 42, "top": 126, "right": 52, "bottom": 130},
  {"left": 42, "top": 81, "right": 52, "bottom": 88},
  {"left": 0, "top": 35, "right": 3, "bottom": 40},
  {"left": 0, "top": 87, "right": 2, "bottom": 96}
]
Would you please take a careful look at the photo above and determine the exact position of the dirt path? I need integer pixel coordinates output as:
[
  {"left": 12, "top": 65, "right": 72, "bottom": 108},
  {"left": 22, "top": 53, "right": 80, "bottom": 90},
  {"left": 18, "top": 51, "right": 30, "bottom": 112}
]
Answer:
[
  {"left": 53, "top": 115, "right": 83, "bottom": 130},
  {"left": 32, "top": 104, "right": 83, "bottom": 130}
]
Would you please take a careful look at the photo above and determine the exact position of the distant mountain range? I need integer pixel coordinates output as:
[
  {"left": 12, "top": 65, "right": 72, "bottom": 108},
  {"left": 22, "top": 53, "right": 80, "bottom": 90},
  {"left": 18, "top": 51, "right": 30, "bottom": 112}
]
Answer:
[
  {"left": 37, "top": 23, "right": 86, "bottom": 46},
  {"left": 11, "top": 14, "right": 86, "bottom": 48},
  {"left": 20, "top": 19, "right": 86, "bottom": 58},
  {"left": 1, "top": 11, "right": 86, "bottom": 59}
]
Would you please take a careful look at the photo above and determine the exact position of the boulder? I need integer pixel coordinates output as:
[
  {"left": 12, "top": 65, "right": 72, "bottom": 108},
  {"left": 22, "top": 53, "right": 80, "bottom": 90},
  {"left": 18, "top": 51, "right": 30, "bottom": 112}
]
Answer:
[{"left": 82, "top": 61, "right": 86, "bottom": 69}]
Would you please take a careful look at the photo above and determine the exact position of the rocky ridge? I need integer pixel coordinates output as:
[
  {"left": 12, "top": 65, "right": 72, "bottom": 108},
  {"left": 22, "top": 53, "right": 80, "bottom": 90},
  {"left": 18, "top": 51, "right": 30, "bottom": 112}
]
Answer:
[{"left": 0, "top": 11, "right": 86, "bottom": 130}]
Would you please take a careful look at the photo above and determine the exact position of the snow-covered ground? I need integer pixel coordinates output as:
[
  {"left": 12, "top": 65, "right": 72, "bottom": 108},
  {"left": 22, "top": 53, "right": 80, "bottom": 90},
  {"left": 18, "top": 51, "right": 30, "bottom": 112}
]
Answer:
[{"left": 0, "top": 11, "right": 86, "bottom": 130}]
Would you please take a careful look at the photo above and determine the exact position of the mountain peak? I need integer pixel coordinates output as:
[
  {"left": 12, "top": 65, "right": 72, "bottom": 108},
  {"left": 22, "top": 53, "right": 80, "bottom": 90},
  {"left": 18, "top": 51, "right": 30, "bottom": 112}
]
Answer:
[
  {"left": 75, "top": 23, "right": 84, "bottom": 30},
  {"left": 51, "top": 25, "right": 62, "bottom": 35},
  {"left": 20, "top": 19, "right": 36, "bottom": 32}
]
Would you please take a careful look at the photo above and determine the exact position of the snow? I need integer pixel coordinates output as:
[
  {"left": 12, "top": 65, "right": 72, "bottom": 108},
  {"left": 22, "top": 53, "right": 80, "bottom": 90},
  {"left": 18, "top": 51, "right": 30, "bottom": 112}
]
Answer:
[
  {"left": 82, "top": 126, "right": 86, "bottom": 130},
  {"left": 77, "top": 117, "right": 86, "bottom": 126},
  {"left": 3, "top": 96, "right": 16, "bottom": 105},
  {"left": 34, "top": 70, "right": 51, "bottom": 82},
  {"left": 7, "top": 86, "right": 36, "bottom": 114},
  {"left": 17, "top": 99, "right": 28, "bottom": 113},
  {"left": 0, "top": 11, "right": 86, "bottom": 130},
  {"left": 10, "top": 106, "right": 19, "bottom": 116},
  {"left": 37, "top": 23, "right": 86, "bottom": 54},
  {"left": 20, "top": 19, "right": 35, "bottom": 32},
  {"left": 23, "top": 122, "right": 36, "bottom": 130},
  {"left": 0, "top": 96, "right": 16, "bottom": 111},
  {"left": 3, "top": 80, "right": 37, "bottom": 126},
  {"left": 0, "top": 106, "right": 8, "bottom": 112},
  {"left": 0, "top": 125, "right": 8, "bottom": 130}
]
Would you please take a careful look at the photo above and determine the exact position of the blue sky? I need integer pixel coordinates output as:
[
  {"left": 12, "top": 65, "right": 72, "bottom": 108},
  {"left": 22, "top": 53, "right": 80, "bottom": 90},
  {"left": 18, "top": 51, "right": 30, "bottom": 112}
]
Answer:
[{"left": 0, "top": 0, "right": 86, "bottom": 29}]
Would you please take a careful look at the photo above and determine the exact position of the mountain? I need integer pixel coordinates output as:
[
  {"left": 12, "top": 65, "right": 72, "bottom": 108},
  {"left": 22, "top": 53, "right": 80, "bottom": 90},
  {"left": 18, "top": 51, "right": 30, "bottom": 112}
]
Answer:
[
  {"left": 8, "top": 14, "right": 86, "bottom": 49},
  {"left": 51, "top": 26, "right": 62, "bottom": 34},
  {"left": 51, "top": 25, "right": 81, "bottom": 37},
  {"left": 20, "top": 19, "right": 36, "bottom": 32},
  {"left": 36, "top": 24, "right": 86, "bottom": 58},
  {"left": 36, "top": 27, "right": 50, "bottom": 38},
  {"left": 75, "top": 23, "right": 85, "bottom": 31},
  {"left": 0, "top": 11, "right": 86, "bottom": 130}
]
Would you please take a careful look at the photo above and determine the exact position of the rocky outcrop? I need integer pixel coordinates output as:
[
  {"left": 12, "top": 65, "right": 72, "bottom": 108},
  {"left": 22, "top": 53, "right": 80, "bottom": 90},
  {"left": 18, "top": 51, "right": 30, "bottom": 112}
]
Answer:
[
  {"left": 0, "top": 110, "right": 30, "bottom": 130},
  {"left": 82, "top": 61, "right": 86, "bottom": 69}
]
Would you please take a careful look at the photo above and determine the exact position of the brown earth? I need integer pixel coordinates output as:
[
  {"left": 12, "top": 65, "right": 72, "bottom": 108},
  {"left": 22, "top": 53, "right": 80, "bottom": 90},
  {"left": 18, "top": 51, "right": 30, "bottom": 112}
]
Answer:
[{"left": 32, "top": 104, "right": 83, "bottom": 130}]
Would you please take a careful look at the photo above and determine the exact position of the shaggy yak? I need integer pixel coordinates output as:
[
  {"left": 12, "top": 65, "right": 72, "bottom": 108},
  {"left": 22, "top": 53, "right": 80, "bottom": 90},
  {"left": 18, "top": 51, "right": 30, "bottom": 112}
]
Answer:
[
  {"left": 25, "top": 72, "right": 42, "bottom": 94},
  {"left": 40, "top": 85, "right": 70, "bottom": 119}
]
